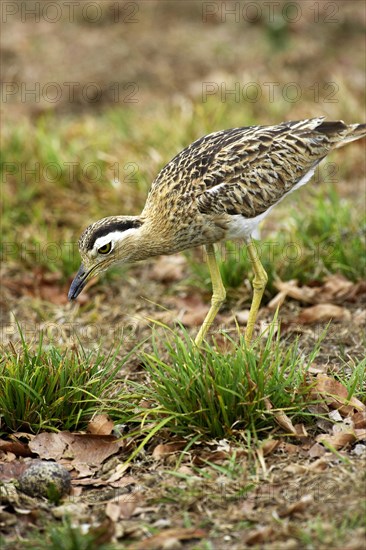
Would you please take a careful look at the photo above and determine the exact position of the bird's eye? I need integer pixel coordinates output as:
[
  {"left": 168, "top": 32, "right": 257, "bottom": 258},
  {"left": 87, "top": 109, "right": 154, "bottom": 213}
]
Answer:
[{"left": 97, "top": 242, "right": 112, "bottom": 255}]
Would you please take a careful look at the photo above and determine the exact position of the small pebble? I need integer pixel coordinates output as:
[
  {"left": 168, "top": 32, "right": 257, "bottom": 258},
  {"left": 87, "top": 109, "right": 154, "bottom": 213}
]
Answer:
[{"left": 18, "top": 461, "right": 71, "bottom": 500}]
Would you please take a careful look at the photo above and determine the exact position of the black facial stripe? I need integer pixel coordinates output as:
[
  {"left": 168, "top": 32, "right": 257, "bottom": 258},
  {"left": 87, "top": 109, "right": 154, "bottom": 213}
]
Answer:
[{"left": 87, "top": 220, "right": 142, "bottom": 251}]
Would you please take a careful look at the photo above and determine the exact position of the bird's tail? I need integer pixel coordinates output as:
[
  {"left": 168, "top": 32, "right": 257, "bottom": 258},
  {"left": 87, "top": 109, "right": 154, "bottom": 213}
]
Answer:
[{"left": 334, "top": 122, "right": 366, "bottom": 148}]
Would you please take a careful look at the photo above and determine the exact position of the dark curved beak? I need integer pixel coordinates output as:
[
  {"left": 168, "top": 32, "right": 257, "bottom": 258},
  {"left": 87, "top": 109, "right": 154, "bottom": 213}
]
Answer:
[{"left": 68, "top": 264, "right": 89, "bottom": 301}]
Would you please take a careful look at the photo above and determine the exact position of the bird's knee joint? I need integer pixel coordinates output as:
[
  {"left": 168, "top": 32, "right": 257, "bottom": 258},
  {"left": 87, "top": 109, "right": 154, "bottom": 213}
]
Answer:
[
  {"left": 252, "top": 275, "right": 267, "bottom": 290},
  {"left": 212, "top": 287, "right": 226, "bottom": 306}
]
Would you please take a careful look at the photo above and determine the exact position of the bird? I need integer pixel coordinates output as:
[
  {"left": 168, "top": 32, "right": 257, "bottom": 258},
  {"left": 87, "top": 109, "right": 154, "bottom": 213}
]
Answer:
[{"left": 68, "top": 117, "right": 366, "bottom": 346}]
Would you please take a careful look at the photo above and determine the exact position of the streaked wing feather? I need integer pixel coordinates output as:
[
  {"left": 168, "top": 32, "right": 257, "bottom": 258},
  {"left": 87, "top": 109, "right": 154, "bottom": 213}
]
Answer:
[{"left": 144, "top": 118, "right": 360, "bottom": 219}]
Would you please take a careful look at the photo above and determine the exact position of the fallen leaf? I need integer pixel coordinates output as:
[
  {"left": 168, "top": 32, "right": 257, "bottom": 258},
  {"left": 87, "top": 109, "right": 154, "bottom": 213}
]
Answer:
[
  {"left": 273, "top": 280, "right": 318, "bottom": 304},
  {"left": 312, "top": 374, "right": 365, "bottom": 416},
  {"left": 181, "top": 306, "right": 210, "bottom": 328},
  {"left": 152, "top": 442, "right": 186, "bottom": 459},
  {"left": 130, "top": 528, "right": 206, "bottom": 550},
  {"left": 308, "top": 443, "right": 326, "bottom": 458},
  {"left": 321, "top": 275, "right": 354, "bottom": 301},
  {"left": 105, "top": 493, "right": 139, "bottom": 521},
  {"left": 261, "top": 439, "right": 280, "bottom": 456},
  {"left": 278, "top": 442, "right": 302, "bottom": 455},
  {"left": 354, "top": 429, "right": 366, "bottom": 441},
  {"left": 316, "top": 431, "right": 356, "bottom": 449},
  {"left": 89, "top": 518, "right": 115, "bottom": 547},
  {"left": 0, "top": 461, "right": 28, "bottom": 481},
  {"left": 297, "top": 304, "right": 351, "bottom": 324},
  {"left": 0, "top": 439, "right": 33, "bottom": 458},
  {"left": 294, "top": 424, "right": 308, "bottom": 438},
  {"left": 352, "top": 411, "right": 366, "bottom": 429},
  {"left": 284, "top": 458, "right": 328, "bottom": 473},
  {"left": 149, "top": 256, "right": 186, "bottom": 283},
  {"left": 106, "top": 464, "right": 130, "bottom": 484},
  {"left": 29, "top": 432, "right": 123, "bottom": 466},
  {"left": 88, "top": 414, "right": 114, "bottom": 436},
  {"left": 245, "top": 526, "right": 274, "bottom": 545},
  {"left": 271, "top": 276, "right": 366, "bottom": 310},
  {"left": 264, "top": 399, "right": 298, "bottom": 436},
  {"left": 308, "top": 458, "right": 329, "bottom": 471},
  {"left": 279, "top": 494, "right": 313, "bottom": 517}
]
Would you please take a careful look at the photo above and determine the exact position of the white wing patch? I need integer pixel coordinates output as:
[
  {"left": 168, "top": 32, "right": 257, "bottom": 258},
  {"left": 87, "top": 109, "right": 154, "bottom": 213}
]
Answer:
[{"left": 226, "top": 162, "right": 320, "bottom": 241}]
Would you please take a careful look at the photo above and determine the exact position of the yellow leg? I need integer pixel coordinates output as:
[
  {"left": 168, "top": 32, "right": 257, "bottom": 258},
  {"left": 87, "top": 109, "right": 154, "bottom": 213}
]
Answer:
[
  {"left": 195, "top": 244, "right": 226, "bottom": 347},
  {"left": 245, "top": 240, "right": 268, "bottom": 345}
]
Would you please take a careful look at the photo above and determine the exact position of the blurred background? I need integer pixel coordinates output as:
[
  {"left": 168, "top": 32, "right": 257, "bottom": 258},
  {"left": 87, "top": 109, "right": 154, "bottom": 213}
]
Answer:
[{"left": 1, "top": 0, "right": 365, "bottom": 346}]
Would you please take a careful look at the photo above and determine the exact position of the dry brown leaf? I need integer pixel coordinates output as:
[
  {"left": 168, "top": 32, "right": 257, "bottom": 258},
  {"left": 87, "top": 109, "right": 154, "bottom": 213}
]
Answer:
[
  {"left": 316, "top": 431, "right": 356, "bottom": 449},
  {"left": 29, "top": 432, "right": 122, "bottom": 466},
  {"left": 267, "top": 289, "right": 289, "bottom": 310},
  {"left": 308, "top": 443, "right": 326, "bottom": 458},
  {"left": 352, "top": 411, "right": 366, "bottom": 429},
  {"left": 0, "top": 461, "right": 28, "bottom": 481},
  {"left": 308, "top": 363, "right": 328, "bottom": 374},
  {"left": 308, "top": 458, "right": 329, "bottom": 471},
  {"left": 152, "top": 441, "right": 186, "bottom": 459},
  {"left": 28, "top": 432, "right": 68, "bottom": 461},
  {"left": 72, "top": 462, "right": 95, "bottom": 478},
  {"left": 87, "top": 414, "right": 114, "bottom": 436},
  {"left": 273, "top": 280, "right": 318, "bottom": 304},
  {"left": 72, "top": 477, "right": 108, "bottom": 487},
  {"left": 279, "top": 494, "right": 313, "bottom": 517},
  {"left": 283, "top": 463, "right": 308, "bottom": 474},
  {"left": 313, "top": 374, "right": 365, "bottom": 415},
  {"left": 261, "top": 439, "right": 280, "bottom": 456},
  {"left": 271, "top": 276, "right": 365, "bottom": 311},
  {"left": 192, "top": 450, "right": 230, "bottom": 466},
  {"left": 88, "top": 518, "right": 115, "bottom": 547},
  {"left": 297, "top": 304, "right": 351, "bottom": 324},
  {"left": 106, "top": 464, "right": 130, "bottom": 485},
  {"left": 0, "top": 439, "right": 33, "bottom": 458},
  {"left": 294, "top": 424, "right": 309, "bottom": 438},
  {"left": 130, "top": 528, "right": 207, "bottom": 550},
  {"left": 321, "top": 275, "right": 354, "bottom": 301},
  {"left": 284, "top": 458, "right": 328, "bottom": 473},
  {"left": 105, "top": 494, "right": 139, "bottom": 521},
  {"left": 354, "top": 429, "right": 366, "bottom": 441},
  {"left": 181, "top": 306, "right": 210, "bottom": 328},
  {"left": 239, "top": 499, "right": 256, "bottom": 519},
  {"left": 265, "top": 399, "right": 298, "bottom": 436},
  {"left": 149, "top": 256, "right": 186, "bottom": 283},
  {"left": 278, "top": 442, "right": 302, "bottom": 454},
  {"left": 245, "top": 526, "right": 274, "bottom": 545}
]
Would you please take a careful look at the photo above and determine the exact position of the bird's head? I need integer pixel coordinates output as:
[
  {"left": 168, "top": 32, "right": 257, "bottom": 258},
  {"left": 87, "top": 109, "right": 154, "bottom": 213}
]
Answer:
[{"left": 68, "top": 216, "right": 143, "bottom": 300}]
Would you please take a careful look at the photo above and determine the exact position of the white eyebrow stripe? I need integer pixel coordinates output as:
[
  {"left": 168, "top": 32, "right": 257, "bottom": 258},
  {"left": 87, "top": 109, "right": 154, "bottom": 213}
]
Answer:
[{"left": 94, "top": 229, "right": 139, "bottom": 250}]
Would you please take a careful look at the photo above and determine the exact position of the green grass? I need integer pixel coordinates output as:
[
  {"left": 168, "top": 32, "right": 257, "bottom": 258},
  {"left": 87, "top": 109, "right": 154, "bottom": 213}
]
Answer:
[
  {"left": 296, "top": 509, "right": 366, "bottom": 549},
  {"left": 9, "top": 517, "right": 117, "bottom": 550},
  {"left": 125, "top": 318, "right": 366, "bottom": 442},
  {"left": 130, "top": 320, "right": 321, "bottom": 439},
  {"left": 334, "top": 356, "right": 366, "bottom": 403},
  {"left": 0, "top": 326, "right": 136, "bottom": 433}
]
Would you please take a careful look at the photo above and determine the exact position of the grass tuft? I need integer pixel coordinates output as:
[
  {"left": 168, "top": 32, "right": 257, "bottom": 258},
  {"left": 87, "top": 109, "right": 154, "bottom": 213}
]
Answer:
[
  {"left": 0, "top": 325, "right": 135, "bottom": 434},
  {"left": 132, "top": 320, "right": 321, "bottom": 439}
]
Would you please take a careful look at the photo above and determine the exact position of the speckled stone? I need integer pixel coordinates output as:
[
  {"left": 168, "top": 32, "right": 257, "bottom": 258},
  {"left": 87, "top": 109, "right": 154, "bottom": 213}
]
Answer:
[{"left": 18, "top": 461, "right": 71, "bottom": 499}]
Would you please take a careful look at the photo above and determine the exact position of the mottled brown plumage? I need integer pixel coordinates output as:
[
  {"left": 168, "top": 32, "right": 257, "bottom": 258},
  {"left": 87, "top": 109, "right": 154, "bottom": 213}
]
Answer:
[{"left": 69, "top": 117, "right": 365, "bottom": 344}]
